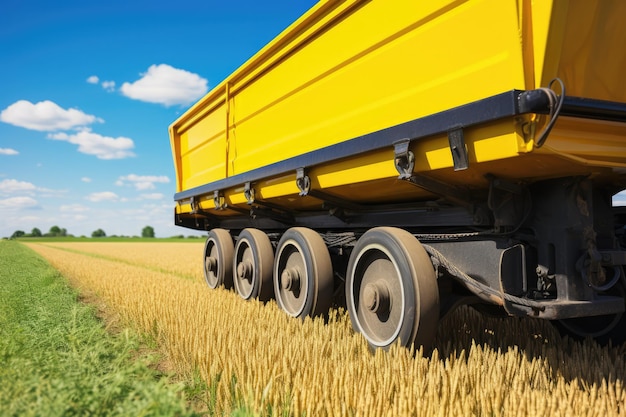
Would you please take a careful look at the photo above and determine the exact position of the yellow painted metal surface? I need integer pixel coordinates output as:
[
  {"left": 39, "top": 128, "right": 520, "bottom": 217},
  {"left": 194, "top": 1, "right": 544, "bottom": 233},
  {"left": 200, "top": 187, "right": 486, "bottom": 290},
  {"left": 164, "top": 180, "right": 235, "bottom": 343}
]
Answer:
[
  {"left": 170, "top": 0, "right": 626, "bottom": 214},
  {"left": 540, "top": 118, "right": 626, "bottom": 169}
]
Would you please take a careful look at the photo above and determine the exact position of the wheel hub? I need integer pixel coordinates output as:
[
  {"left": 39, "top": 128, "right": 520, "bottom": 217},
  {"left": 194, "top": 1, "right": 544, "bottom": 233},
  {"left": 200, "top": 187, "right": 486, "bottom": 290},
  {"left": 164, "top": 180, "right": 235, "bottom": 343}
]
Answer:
[
  {"left": 237, "top": 261, "right": 254, "bottom": 281},
  {"left": 363, "top": 281, "right": 390, "bottom": 314},
  {"left": 281, "top": 267, "right": 301, "bottom": 291},
  {"left": 205, "top": 256, "right": 217, "bottom": 273}
]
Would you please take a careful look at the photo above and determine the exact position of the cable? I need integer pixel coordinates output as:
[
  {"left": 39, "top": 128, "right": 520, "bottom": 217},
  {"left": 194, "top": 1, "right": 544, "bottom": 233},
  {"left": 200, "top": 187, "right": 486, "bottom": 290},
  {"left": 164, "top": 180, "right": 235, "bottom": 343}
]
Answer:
[
  {"left": 534, "top": 78, "right": 565, "bottom": 148},
  {"left": 423, "top": 244, "right": 547, "bottom": 310}
]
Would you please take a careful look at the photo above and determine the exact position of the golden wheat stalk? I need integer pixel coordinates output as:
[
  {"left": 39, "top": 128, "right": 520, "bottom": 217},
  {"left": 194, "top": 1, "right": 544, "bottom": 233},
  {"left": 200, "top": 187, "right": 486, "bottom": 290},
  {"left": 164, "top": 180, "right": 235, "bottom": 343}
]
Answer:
[{"left": 25, "top": 242, "right": 626, "bottom": 416}]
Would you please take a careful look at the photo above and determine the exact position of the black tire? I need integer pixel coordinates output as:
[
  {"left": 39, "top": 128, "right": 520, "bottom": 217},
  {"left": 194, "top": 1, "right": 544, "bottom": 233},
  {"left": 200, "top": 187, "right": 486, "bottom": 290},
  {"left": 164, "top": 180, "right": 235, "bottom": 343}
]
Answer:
[
  {"left": 232, "top": 228, "right": 274, "bottom": 301},
  {"left": 203, "top": 229, "right": 234, "bottom": 289},
  {"left": 274, "top": 227, "right": 333, "bottom": 318},
  {"left": 346, "top": 227, "right": 439, "bottom": 350}
]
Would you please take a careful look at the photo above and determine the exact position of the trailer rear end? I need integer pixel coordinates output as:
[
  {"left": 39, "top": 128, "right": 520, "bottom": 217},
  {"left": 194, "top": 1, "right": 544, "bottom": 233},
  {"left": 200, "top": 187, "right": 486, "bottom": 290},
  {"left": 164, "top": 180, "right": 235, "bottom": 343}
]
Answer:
[{"left": 170, "top": 0, "right": 626, "bottom": 349}]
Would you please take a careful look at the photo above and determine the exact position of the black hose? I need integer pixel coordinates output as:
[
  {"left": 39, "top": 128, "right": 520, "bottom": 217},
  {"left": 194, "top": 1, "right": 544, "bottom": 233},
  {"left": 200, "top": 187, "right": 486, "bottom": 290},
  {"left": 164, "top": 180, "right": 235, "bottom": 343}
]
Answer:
[{"left": 534, "top": 78, "right": 565, "bottom": 148}]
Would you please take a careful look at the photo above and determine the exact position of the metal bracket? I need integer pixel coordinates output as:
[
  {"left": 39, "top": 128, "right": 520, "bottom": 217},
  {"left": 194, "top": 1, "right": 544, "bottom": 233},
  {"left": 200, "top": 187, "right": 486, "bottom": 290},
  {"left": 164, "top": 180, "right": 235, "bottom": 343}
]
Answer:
[
  {"left": 488, "top": 174, "right": 523, "bottom": 195},
  {"left": 393, "top": 139, "right": 414, "bottom": 179},
  {"left": 244, "top": 182, "right": 255, "bottom": 205},
  {"left": 189, "top": 196, "right": 199, "bottom": 214},
  {"left": 223, "top": 204, "right": 250, "bottom": 216},
  {"left": 448, "top": 128, "right": 469, "bottom": 171},
  {"left": 213, "top": 190, "right": 225, "bottom": 210},
  {"left": 250, "top": 206, "right": 294, "bottom": 225},
  {"left": 296, "top": 168, "right": 311, "bottom": 196},
  {"left": 405, "top": 174, "right": 473, "bottom": 208}
]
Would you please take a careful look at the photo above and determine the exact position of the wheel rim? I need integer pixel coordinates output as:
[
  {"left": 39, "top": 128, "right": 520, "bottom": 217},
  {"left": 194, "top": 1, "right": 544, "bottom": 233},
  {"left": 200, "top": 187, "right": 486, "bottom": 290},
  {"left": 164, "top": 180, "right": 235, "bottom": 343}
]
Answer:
[
  {"left": 346, "top": 227, "right": 439, "bottom": 350},
  {"left": 350, "top": 243, "right": 405, "bottom": 346},
  {"left": 234, "top": 239, "right": 256, "bottom": 299},
  {"left": 274, "top": 227, "right": 333, "bottom": 318},
  {"left": 204, "top": 239, "right": 220, "bottom": 288},
  {"left": 232, "top": 229, "right": 274, "bottom": 301},
  {"left": 275, "top": 239, "right": 309, "bottom": 316},
  {"left": 559, "top": 313, "right": 623, "bottom": 339},
  {"left": 558, "top": 283, "right": 626, "bottom": 340},
  {"left": 203, "top": 229, "right": 233, "bottom": 289}
]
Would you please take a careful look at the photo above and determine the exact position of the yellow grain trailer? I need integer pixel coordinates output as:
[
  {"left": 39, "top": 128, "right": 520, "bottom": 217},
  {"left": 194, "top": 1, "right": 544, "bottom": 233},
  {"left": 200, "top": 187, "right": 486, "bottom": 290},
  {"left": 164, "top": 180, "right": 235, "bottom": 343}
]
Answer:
[{"left": 170, "top": 0, "right": 626, "bottom": 349}]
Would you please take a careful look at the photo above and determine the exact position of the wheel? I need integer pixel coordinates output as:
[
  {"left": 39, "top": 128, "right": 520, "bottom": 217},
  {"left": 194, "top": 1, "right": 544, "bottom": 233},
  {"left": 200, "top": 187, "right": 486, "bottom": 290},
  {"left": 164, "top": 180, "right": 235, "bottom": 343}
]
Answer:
[
  {"left": 274, "top": 227, "right": 333, "bottom": 318},
  {"left": 232, "top": 228, "right": 274, "bottom": 301},
  {"left": 203, "top": 229, "right": 234, "bottom": 289},
  {"left": 556, "top": 282, "right": 626, "bottom": 345},
  {"left": 346, "top": 227, "right": 439, "bottom": 350}
]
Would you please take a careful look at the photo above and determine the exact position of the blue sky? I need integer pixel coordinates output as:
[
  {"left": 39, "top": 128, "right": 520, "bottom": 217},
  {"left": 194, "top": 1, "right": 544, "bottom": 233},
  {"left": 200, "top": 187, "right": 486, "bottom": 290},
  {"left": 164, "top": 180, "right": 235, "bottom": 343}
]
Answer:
[
  {"left": 0, "top": 0, "right": 318, "bottom": 238},
  {"left": 2, "top": 1, "right": 624, "bottom": 239}
]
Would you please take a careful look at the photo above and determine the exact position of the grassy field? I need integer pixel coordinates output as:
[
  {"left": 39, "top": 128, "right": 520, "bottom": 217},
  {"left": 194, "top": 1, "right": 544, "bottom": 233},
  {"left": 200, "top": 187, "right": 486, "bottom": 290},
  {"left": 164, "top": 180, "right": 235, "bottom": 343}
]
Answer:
[
  {"left": 10, "top": 239, "right": 626, "bottom": 416},
  {"left": 0, "top": 240, "right": 204, "bottom": 416}
]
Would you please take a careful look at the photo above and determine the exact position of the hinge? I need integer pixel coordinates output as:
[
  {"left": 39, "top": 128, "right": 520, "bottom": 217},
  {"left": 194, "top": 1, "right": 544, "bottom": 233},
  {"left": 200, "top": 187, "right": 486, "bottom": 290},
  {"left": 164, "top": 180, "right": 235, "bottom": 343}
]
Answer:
[
  {"left": 393, "top": 139, "right": 414, "bottom": 179},
  {"left": 190, "top": 196, "right": 199, "bottom": 214},
  {"left": 244, "top": 182, "right": 255, "bottom": 205},
  {"left": 296, "top": 168, "right": 311, "bottom": 196},
  {"left": 213, "top": 190, "right": 225, "bottom": 210}
]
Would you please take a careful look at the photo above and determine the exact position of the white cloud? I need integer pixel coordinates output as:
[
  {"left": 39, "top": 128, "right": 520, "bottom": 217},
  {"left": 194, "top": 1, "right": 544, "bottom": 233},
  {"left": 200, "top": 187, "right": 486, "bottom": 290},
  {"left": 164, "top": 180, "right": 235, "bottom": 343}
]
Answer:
[
  {"left": 0, "top": 178, "right": 64, "bottom": 199},
  {"left": 0, "top": 196, "right": 39, "bottom": 209},
  {"left": 86, "top": 191, "right": 119, "bottom": 202},
  {"left": 0, "top": 100, "right": 101, "bottom": 131},
  {"left": 116, "top": 174, "right": 169, "bottom": 190},
  {"left": 62, "top": 213, "right": 89, "bottom": 222},
  {"left": 614, "top": 190, "right": 626, "bottom": 206},
  {"left": 81, "top": 177, "right": 92, "bottom": 183},
  {"left": 87, "top": 75, "right": 115, "bottom": 92},
  {"left": 120, "top": 64, "right": 208, "bottom": 106},
  {"left": 38, "top": 187, "right": 68, "bottom": 198},
  {"left": 140, "top": 193, "right": 164, "bottom": 200},
  {"left": 0, "top": 148, "right": 19, "bottom": 155},
  {"left": 102, "top": 80, "right": 116, "bottom": 92},
  {"left": 60, "top": 204, "right": 90, "bottom": 213},
  {"left": 0, "top": 179, "right": 37, "bottom": 194},
  {"left": 48, "top": 128, "right": 135, "bottom": 159}
]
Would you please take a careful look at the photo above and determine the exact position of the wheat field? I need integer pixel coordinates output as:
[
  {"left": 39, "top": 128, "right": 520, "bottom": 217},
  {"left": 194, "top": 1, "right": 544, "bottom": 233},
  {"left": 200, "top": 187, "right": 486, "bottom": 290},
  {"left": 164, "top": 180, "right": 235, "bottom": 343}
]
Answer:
[{"left": 24, "top": 241, "right": 626, "bottom": 416}]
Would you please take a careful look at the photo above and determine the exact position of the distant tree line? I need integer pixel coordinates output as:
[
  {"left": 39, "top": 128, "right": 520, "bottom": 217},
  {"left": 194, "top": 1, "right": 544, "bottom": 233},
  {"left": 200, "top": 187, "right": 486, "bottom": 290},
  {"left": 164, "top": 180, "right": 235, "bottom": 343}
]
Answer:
[
  {"left": 5, "top": 225, "right": 202, "bottom": 240},
  {"left": 90, "top": 226, "right": 156, "bottom": 238},
  {"left": 8, "top": 225, "right": 158, "bottom": 239},
  {"left": 11, "top": 225, "right": 68, "bottom": 239}
]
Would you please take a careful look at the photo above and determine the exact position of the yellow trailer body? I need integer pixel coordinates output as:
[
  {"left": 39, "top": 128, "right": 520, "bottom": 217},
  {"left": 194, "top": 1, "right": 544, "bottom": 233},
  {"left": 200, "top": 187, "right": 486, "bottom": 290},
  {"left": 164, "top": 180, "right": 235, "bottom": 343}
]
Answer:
[
  {"left": 169, "top": 0, "right": 626, "bottom": 350},
  {"left": 170, "top": 0, "right": 626, "bottom": 216}
]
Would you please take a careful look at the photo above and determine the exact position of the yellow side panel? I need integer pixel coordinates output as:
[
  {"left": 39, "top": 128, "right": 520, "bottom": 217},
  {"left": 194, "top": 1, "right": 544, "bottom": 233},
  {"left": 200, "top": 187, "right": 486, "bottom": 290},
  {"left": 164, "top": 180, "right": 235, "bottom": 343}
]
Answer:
[
  {"left": 540, "top": 117, "right": 626, "bottom": 169},
  {"left": 228, "top": 0, "right": 526, "bottom": 176},
  {"left": 529, "top": 0, "right": 564, "bottom": 90},
  {"left": 534, "top": 0, "right": 626, "bottom": 102},
  {"left": 555, "top": 0, "right": 626, "bottom": 102},
  {"left": 178, "top": 103, "right": 227, "bottom": 191}
]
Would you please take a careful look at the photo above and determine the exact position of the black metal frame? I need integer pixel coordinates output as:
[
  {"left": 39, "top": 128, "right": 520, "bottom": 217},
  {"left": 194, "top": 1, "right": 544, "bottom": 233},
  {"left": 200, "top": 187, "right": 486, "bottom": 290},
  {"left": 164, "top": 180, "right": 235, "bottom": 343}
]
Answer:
[{"left": 561, "top": 96, "right": 626, "bottom": 122}]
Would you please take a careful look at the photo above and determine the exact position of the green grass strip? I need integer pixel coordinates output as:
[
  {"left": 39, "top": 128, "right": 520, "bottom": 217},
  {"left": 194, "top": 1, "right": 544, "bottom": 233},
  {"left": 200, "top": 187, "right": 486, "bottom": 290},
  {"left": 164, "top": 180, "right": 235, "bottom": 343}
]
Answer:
[{"left": 0, "top": 240, "right": 201, "bottom": 417}]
